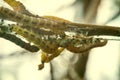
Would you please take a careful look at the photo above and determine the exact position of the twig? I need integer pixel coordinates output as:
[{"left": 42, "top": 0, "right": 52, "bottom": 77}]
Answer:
[
  {"left": 0, "top": 30, "right": 39, "bottom": 52},
  {"left": 67, "top": 23, "right": 120, "bottom": 36}
]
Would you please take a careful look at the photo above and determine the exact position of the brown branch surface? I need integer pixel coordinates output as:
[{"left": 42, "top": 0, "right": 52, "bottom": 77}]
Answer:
[{"left": 0, "top": 31, "right": 39, "bottom": 52}]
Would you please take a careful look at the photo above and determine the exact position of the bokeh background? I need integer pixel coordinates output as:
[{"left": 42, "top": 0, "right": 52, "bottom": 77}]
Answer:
[{"left": 0, "top": 0, "right": 120, "bottom": 80}]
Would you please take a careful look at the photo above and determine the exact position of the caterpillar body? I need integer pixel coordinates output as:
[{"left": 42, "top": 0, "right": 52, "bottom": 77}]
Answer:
[{"left": 0, "top": 0, "right": 109, "bottom": 70}]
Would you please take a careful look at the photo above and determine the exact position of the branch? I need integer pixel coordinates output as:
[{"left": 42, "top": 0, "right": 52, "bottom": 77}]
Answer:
[{"left": 0, "top": 24, "right": 39, "bottom": 52}]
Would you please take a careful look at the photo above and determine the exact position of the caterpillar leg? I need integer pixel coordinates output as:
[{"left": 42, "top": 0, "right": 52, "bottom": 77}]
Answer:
[{"left": 38, "top": 47, "right": 64, "bottom": 70}]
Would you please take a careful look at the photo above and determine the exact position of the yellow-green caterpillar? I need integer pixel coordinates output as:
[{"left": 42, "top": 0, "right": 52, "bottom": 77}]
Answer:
[{"left": 0, "top": 0, "right": 109, "bottom": 70}]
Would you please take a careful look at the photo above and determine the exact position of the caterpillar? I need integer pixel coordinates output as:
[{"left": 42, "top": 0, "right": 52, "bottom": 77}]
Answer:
[
  {"left": 0, "top": 0, "right": 111, "bottom": 70},
  {"left": 0, "top": 6, "right": 120, "bottom": 37},
  {"left": 0, "top": 22, "right": 107, "bottom": 70},
  {"left": 13, "top": 24, "right": 107, "bottom": 69},
  {"left": 0, "top": 7, "right": 67, "bottom": 34}
]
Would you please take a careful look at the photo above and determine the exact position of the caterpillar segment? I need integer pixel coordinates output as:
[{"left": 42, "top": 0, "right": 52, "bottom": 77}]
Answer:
[{"left": 65, "top": 37, "right": 107, "bottom": 53}]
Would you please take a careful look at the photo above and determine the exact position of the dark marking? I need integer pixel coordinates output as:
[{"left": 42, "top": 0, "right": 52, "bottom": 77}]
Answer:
[
  {"left": 30, "top": 34, "right": 35, "bottom": 38},
  {"left": 31, "top": 20, "right": 37, "bottom": 25},
  {"left": 8, "top": 12, "right": 15, "bottom": 17},
  {"left": 23, "top": 17, "right": 30, "bottom": 23},
  {"left": 3, "top": 8, "right": 8, "bottom": 13},
  {"left": 16, "top": 15, "right": 22, "bottom": 20},
  {"left": 21, "top": 25, "right": 31, "bottom": 31},
  {"left": 24, "top": 31, "right": 28, "bottom": 35}
]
